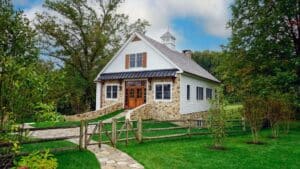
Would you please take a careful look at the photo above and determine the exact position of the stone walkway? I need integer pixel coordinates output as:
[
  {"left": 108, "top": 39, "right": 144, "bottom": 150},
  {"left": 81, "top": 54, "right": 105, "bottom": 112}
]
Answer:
[{"left": 26, "top": 122, "right": 143, "bottom": 169}]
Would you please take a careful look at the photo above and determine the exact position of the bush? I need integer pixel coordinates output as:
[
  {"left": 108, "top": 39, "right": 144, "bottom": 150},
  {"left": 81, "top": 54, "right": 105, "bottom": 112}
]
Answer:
[
  {"left": 0, "top": 113, "right": 21, "bottom": 169},
  {"left": 34, "top": 103, "right": 64, "bottom": 122},
  {"left": 243, "top": 96, "right": 266, "bottom": 144},
  {"left": 15, "top": 150, "right": 58, "bottom": 169},
  {"left": 266, "top": 98, "right": 284, "bottom": 138}
]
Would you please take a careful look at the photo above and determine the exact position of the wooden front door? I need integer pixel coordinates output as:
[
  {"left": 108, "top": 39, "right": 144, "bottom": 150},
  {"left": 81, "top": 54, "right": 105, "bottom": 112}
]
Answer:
[{"left": 125, "top": 81, "right": 146, "bottom": 109}]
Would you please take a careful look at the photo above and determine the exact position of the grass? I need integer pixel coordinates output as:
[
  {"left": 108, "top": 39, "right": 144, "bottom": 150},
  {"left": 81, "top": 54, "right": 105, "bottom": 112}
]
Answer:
[
  {"left": 116, "top": 122, "right": 300, "bottom": 169},
  {"left": 32, "top": 109, "right": 124, "bottom": 128},
  {"left": 21, "top": 140, "right": 100, "bottom": 169}
]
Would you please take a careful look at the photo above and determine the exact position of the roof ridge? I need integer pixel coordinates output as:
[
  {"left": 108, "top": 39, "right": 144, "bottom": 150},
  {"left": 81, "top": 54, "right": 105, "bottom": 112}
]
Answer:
[{"left": 138, "top": 33, "right": 220, "bottom": 83}]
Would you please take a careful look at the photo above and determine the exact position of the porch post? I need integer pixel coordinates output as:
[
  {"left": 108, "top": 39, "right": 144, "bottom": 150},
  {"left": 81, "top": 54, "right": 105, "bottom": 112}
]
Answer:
[{"left": 96, "top": 82, "right": 101, "bottom": 110}]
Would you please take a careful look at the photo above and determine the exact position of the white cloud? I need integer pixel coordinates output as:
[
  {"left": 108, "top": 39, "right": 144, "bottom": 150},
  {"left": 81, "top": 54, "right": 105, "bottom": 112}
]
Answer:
[
  {"left": 23, "top": 0, "right": 231, "bottom": 45},
  {"left": 118, "top": 0, "right": 231, "bottom": 41}
]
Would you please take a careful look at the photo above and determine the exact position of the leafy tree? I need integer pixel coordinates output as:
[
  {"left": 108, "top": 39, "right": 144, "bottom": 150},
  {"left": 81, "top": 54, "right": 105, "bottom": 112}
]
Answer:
[
  {"left": 35, "top": 0, "right": 149, "bottom": 113},
  {"left": 0, "top": 0, "right": 42, "bottom": 126},
  {"left": 222, "top": 0, "right": 299, "bottom": 104},
  {"left": 266, "top": 97, "right": 284, "bottom": 138},
  {"left": 243, "top": 96, "right": 266, "bottom": 144},
  {"left": 208, "top": 88, "right": 227, "bottom": 149},
  {"left": 0, "top": 0, "right": 38, "bottom": 64},
  {"left": 192, "top": 50, "right": 221, "bottom": 75}
]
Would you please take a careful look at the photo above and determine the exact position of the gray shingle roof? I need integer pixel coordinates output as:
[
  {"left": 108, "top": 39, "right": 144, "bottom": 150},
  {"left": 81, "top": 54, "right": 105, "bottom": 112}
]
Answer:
[
  {"left": 139, "top": 33, "right": 220, "bottom": 83},
  {"left": 98, "top": 69, "right": 178, "bottom": 81}
]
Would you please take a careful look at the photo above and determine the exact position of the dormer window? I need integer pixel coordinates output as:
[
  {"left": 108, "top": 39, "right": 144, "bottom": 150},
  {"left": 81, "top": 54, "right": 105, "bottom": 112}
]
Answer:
[{"left": 126, "top": 52, "right": 147, "bottom": 69}]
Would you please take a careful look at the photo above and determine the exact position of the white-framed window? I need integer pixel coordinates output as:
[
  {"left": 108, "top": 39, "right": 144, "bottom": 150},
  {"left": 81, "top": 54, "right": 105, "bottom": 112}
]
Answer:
[
  {"left": 206, "top": 88, "right": 212, "bottom": 100},
  {"left": 196, "top": 87, "right": 203, "bottom": 100},
  {"left": 106, "top": 84, "right": 118, "bottom": 99},
  {"left": 129, "top": 53, "right": 143, "bottom": 68},
  {"left": 154, "top": 83, "right": 172, "bottom": 101}
]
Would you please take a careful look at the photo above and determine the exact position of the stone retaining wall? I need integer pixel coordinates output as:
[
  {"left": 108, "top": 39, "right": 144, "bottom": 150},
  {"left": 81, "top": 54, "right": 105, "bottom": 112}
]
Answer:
[
  {"left": 64, "top": 102, "right": 123, "bottom": 121},
  {"left": 127, "top": 104, "right": 152, "bottom": 120}
]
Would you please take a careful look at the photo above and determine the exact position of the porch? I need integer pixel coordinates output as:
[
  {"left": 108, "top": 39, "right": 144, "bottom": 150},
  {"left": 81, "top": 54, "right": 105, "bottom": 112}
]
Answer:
[{"left": 95, "top": 69, "right": 179, "bottom": 110}]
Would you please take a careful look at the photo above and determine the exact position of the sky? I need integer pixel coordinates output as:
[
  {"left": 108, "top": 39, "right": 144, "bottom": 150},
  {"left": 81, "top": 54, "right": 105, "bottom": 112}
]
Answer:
[{"left": 13, "top": 0, "right": 232, "bottom": 51}]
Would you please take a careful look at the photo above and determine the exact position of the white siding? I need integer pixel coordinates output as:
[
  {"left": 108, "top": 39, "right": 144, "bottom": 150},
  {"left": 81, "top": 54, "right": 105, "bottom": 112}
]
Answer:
[
  {"left": 180, "top": 74, "right": 217, "bottom": 114},
  {"left": 103, "top": 40, "right": 176, "bottom": 73}
]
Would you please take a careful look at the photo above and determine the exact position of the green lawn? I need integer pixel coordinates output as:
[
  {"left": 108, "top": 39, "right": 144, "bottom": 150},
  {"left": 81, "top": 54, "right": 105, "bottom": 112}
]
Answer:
[
  {"left": 21, "top": 141, "right": 100, "bottom": 169},
  {"left": 116, "top": 122, "right": 300, "bottom": 169},
  {"left": 32, "top": 109, "right": 124, "bottom": 128}
]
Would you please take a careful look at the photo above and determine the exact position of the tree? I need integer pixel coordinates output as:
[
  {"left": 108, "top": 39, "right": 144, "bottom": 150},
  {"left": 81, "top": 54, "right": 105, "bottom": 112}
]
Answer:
[
  {"left": 35, "top": 0, "right": 149, "bottom": 113},
  {"left": 0, "top": 0, "right": 38, "bottom": 65},
  {"left": 243, "top": 96, "right": 266, "bottom": 144},
  {"left": 208, "top": 88, "right": 227, "bottom": 150},
  {"left": 223, "top": 0, "right": 299, "bottom": 103},
  {"left": 0, "top": 0, "right": 42, "bottom": 126},
  {"left": 266, "top": 98, "right": 284, "bottom": 138},
  {"left": 192, "top": 50, "right": 221, "bottom": 75}
]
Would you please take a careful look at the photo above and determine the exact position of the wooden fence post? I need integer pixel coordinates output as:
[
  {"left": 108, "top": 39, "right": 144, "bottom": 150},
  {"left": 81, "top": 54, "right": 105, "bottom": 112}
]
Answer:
[
  {"left": 137, "top": 116, "right": 142, "bottom": 143},
  {"left": 125, "top": 119, "right": 129, "bottom": 146},
  {"left": 112, "top": 118, "right": 117, "bottom": 148},
  {"left": 79, "top": 120, "right": 84, "bottom": 150},
  {"left": 98, "top": 121, "right": 102, "bottom": 148},
  {"left": 84, "top": 120, "right": 88, "bottom": 149},
  {"left": 242, "top": 117, "right": 246, "bottom": 131}
]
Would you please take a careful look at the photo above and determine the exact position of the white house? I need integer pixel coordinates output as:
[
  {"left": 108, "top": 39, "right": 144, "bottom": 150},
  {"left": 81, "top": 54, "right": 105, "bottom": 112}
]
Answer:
[{"left": 94, "top": 31, "right": 220, "bottom": 120}]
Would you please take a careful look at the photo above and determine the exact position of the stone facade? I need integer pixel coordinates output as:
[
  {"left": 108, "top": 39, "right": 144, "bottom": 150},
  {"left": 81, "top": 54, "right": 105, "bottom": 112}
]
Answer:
[
  {"left": 146, "top": 76, "right": 181, "bottom": 120},
  {"left": 65, "top": 102, "right": 123, "bottom": 121},
  {"left": 101, "top": 80, "right": 124, "bottom": 108},
  {"left": 123, "top": 76, "right": 181, "bottom": 120},
  {"left": 98, "top": 74, "right": 208, "bottom": 121}
]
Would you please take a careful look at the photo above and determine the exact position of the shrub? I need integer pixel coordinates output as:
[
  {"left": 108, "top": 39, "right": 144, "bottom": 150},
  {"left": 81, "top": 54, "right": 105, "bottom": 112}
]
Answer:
[
  {"left": 34, "top": 103, "right": 64, "bottom": 122},
  {"left": 280, "top": 102, "right": 294, "bottom": 134},
  {"left": 266, "top": 98, "right": 284, "bottom": 138},
  {"left": 243, "top": 96, "right": 266, "bottom": 144},
  {"left": 15, "top": 150, "right": 58, "bottom": 169},
  {"left": 0, "top": 113, "right": 21, "bottom": 169},
  {"left": 208, "top": 88, "right": 227, "bottom": 149}
]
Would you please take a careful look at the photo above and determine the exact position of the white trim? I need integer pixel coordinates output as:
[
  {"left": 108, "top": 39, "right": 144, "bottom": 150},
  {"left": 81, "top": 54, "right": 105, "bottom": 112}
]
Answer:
[
  {"left": 136, "top": 33, "right": 182, "bottom": 72},
  {"left": 196, "top": 86, "right": 204, "bottom": 101},
  {"left": 96, "top": 82, "right": 101, "bottom": 110},
  {"left": 94, "top": 33, "right": 138, "bottom": 81},
  {"left": 128, "top": 53, "right": 143, "bottom": 68},
  {"left": 94, "top": 32, "right": 183, "bottom": 81},
  {"left": 153, "top": 82, "right": 173, "bottom": 102},
  {"left": 105, "top": 83, "right": 119, "bottom": 100}
]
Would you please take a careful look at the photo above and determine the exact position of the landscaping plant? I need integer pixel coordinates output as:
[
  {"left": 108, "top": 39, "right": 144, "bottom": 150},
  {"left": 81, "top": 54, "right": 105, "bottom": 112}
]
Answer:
[
  {"left": 15, "top": 150, "right": 58, "bottom": 169},
  {"left": 0, "top": 113, "right": 21, "bottom": 169},
  {"left": 34, "top": 103, "right": 64, "bottom": 122},
  {"left": 266, "top": 98, "right": 283, "bottom": 138},
  {"left": 280, "top": 101, "right": 294, "bottom": 134},
  {"left": 208, "top": 88, "right": 227, "bottom": 149},
  {"left": 243, "top": 96, "right": 266, "bottom": 144}
]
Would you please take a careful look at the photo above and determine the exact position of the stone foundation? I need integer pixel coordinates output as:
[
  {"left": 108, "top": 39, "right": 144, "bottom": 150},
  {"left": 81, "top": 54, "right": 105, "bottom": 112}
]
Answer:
[{"left": 65, "top": 102, "right": 123, "bottom": 121}]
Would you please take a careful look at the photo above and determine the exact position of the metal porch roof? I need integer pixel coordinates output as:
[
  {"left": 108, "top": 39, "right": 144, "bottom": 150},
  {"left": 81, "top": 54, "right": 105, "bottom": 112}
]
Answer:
[{"left": 97, "top": 69, "right": 179, "bottom": 81}]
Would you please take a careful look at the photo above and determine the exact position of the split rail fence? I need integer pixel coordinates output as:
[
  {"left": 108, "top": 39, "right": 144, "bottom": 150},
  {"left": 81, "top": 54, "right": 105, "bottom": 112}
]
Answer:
[
  {"left": 84, "top": 117, "right": 247, "bottom": 148},
  {"left": 0, "top": 117, "right": 246, "bottom": 162}
]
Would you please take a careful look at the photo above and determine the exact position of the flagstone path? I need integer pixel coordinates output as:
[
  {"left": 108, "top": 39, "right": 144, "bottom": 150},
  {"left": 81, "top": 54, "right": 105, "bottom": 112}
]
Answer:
[{"left": 25, "top": 121, "right": 143, "bottom": 169}]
